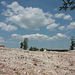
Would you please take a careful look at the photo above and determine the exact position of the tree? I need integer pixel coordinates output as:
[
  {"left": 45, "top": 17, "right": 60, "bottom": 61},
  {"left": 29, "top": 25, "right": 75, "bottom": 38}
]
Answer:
[
  {"left": 20, "top": 38, "right": 28, "bottom": 50},
  {"left": 70, "top": 45, "right": 74, "bottom": 50},
  {"left": 29, "top": 47, "right": 39, "bottom": 51},
  {"left": 29, "top": 47, "right": 33, "bottom": 51},
  {"left": 40, "top": 48, "right": 44, "bottom": 51},
  {"left": 59, "top": 0, "right": 75, "bottom": 11},
  {"left": 33, "top": 47, "right": 39, "bottom": 51},
  {"left": 70, "top": 36, "right": 75, "bottom": 50}
]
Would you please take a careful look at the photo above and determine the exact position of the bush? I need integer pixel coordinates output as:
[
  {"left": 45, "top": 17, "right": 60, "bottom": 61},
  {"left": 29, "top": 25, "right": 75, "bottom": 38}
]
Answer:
[
  {"left": 40, "top": 48, "right": 44, "bottom": 51},
  {"left": 29, "top": 47, "right": 39, "bottom": 51}
]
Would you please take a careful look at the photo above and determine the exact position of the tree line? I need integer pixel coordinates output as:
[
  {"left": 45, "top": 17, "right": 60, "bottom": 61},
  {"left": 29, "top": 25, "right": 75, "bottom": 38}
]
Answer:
[
  {"left": 20, "top": 38, "right": 45, "bottom": 51},
  {"left": 20, "top": 36, "right": 75, "bottom": 51}
]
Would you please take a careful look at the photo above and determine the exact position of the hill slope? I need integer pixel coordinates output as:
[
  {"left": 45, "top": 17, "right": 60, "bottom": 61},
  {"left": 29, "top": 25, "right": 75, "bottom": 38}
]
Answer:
[{"left": 0, "top": 47, "right": 75, "bottom": 75}]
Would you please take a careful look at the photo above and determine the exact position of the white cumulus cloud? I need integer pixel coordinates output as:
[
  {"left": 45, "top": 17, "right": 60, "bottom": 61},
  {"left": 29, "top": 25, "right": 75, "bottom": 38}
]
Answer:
[
  {"left": 1, "top": 1, "right": 7, "bottom": 6},
  {"left": 47, "top": 23, "right": 59, "bottom": 31},
  {"left": 63, "top": 15, "right": 72, "bottom": 20},
  {"left": 54, "top": 33, "right": 68, "bottom": 39},
  {"left": 54, "top": 13, "right": 64, "bottom": 18},
  {"left": 0, "top": 22, "right": 17, "bottom": 31},
  {"left": 54, "top": 13, "right": 72, "bottom": 20},
  {"left": 54, "top": 8, "right": 57, "bottom": 11},
  {"left": 7, "top": 1, "right": 24, "bottom": 14},
  {"left": 2, "top": 9, "right": 14, "bottom": 16},
  {"left": 67, "top": 22, "right": 75, "bottom": 30},
  {"left": 11, "top": 33, "right": 69, "bottom": 41},
  {"left": 59, "top": 26, "right": 65, "bottom": 30},
  {"left": 2, "top": 1, "right": 55, "bottom": 30}
]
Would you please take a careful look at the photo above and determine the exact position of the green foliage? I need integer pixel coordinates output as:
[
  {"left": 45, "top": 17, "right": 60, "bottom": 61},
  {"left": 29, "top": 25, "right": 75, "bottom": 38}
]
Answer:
[
  {"left": 49, "top": 49, "right": 69, "bottom": 52},
  {"left": 29, "top": 47, "right": 33, "bottom": 51},
  {"left": 29, "top": 47, "right": 39, "bottom": 51},
  {"left": 70, "top": 36, "right": 75, "bottom": 50},
  {"left": 40, "top": 48, "right": 44, "bottom": 51},
  {"left": 59, "top": 0, "right": 75, "bottom": 11},
  {"left": 20, "top": 42, "right": 23, "bottom": 48},
  {"left": 20, "top": 38, "right": 28, "bottom": 50}
]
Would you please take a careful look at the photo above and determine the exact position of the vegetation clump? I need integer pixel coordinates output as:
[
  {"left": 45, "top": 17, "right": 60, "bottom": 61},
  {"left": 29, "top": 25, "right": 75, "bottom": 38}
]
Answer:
[
  {"left": 29, "top": 47, "right": 39, "bottom": 51},
  {"left": 59, "top": 0, "right": 75, "bottom": 11}
]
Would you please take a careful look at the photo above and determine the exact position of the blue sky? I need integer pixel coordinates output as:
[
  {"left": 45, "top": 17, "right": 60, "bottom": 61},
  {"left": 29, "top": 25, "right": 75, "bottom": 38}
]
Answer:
[{"left": 0, "top": 0, "right": 75, "bottom": 49}]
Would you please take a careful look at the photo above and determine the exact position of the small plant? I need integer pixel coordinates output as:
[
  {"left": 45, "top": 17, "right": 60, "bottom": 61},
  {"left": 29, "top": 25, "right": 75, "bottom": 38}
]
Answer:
[
  {"left": 34, "top": 63, "right": 37, "bottom": 66},
  {"left": 56, "top": 65, "right": 59, "bottom": 68},
  {"left": 13, "top": 68, "right": 16, "bottom": 71},
  {"left": 4, "top": 60, "right": 6, "bottom": 62}
]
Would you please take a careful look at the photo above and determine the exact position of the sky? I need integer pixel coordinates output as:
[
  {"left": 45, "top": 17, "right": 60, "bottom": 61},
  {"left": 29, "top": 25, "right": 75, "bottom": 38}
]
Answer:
[{"left": 0, "top": 0, "right": 75, "bottom": 49}]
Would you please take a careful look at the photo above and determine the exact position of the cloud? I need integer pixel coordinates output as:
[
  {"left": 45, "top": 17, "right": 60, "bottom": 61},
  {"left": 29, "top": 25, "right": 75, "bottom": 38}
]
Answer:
[
  {"left": 54, "top": 13, "right": 64, "bottom": 18},
  {"left": 51, "top": 33, "right": 69, "bottom": 40},
  {"left": 11, "top": 33, "right": 50, "bottom": 41},
  {"left": 0, "top": 36, "right": 4, "bottom": 43},
  {"left": 59, "top": 26, "right": 65, "bottom": 30},
  {"left": 2, "top": 9, "right": 14, "bottom": 16},
  {"left": 1, "top": 1, "right": 7, "bottom": 6},
  {"left": 54, "top": 33, "right": 68, "bottom": 39},
  {"left": 0, "top": 22, "right": 17, "bottom": 31},
  {"left": 63, "top": 15, "right": 72, "bottom": 20},
  {"left": 11, "top": 33, "right": 69, "bottom": 41},
  {"left": 54, "top": 8, "right": 57, "bottom": 11},
  {"left": 54, "top": 13, "right": 72, "bottom": 20},
  {"left": 46, "top": 23, "right": 59, "bottom": 31},
  {"left": 2, "top": 1, "right": 55, "bottom": 30},
  {"left": 67, "top": 22, "right": 75, "bottom": 30},
  {"left": 7, "top": 1, "right": 24, "bottom": 14}
]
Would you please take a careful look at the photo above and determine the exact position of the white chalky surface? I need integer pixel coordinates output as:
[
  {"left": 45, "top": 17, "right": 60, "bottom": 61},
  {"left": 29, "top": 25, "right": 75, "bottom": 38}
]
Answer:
[{"left": 0, "top": 47, "right": 75, "bottom": 75}]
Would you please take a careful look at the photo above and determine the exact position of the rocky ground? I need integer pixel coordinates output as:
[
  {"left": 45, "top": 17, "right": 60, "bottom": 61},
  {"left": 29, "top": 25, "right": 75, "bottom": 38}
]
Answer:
[{"left": 0, "top": 47, "right": 75, "bottom": 75}]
